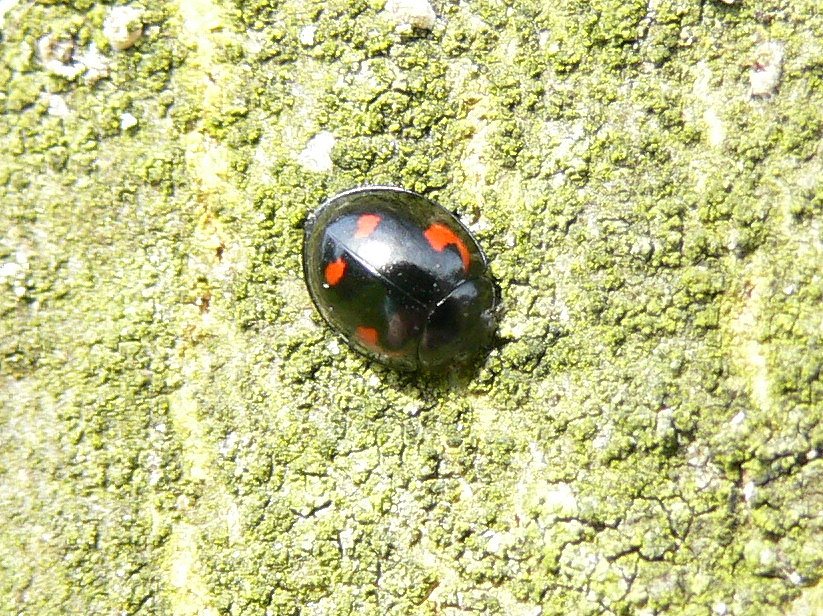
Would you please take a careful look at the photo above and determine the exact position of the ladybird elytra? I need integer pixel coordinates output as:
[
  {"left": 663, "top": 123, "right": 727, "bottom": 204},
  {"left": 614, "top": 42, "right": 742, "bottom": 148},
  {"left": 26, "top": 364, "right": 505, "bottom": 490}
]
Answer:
[
  {"left": 324, "top": 257, "right": 347, "bottom": 286},
  {"left": 302, "top": 186, "right": 498, "bottom": 371},
  {"left": 423, "top": 222, "right": 471, "bottom": 271},
  {"left": 355, "top": 214, "right": 381, "bottom": 238}
]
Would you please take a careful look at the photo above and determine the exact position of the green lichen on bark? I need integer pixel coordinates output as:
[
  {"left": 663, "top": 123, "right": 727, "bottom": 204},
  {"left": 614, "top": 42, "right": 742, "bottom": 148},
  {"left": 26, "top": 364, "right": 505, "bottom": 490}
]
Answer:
[{"left": 0, "top": 0, "right": 821, "bottom": 614}]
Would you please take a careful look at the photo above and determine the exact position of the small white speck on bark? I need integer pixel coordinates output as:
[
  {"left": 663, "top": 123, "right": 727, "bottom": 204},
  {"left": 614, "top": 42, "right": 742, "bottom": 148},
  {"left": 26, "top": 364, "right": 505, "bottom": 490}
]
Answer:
[{"left": 384, "top": 0, "right": 437, "bottom": 31}]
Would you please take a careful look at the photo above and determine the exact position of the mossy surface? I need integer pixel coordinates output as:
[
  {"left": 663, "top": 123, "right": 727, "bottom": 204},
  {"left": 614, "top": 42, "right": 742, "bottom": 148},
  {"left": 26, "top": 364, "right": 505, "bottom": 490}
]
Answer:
[{"left": 1, "top": 0, "right": 821, "bottom": 614}]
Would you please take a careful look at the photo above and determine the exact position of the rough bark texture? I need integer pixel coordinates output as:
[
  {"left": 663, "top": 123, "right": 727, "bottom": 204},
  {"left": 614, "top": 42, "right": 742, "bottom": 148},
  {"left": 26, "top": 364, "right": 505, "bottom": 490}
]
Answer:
[{"left": 1, "top": 1, "right": 821, "bottom": 614}]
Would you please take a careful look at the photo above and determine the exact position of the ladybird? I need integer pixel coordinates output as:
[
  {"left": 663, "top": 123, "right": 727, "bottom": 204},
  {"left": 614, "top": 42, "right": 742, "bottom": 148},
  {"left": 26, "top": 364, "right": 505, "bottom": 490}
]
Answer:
[{"left": 302, "top": 186, "right": 498, "bottom": 371}]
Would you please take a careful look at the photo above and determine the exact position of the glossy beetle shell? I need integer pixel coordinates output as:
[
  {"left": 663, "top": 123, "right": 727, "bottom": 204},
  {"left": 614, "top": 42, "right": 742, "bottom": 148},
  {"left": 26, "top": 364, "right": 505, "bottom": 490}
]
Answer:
[{"left": 302, "top": 186, "right": 497, "bottom": 371}]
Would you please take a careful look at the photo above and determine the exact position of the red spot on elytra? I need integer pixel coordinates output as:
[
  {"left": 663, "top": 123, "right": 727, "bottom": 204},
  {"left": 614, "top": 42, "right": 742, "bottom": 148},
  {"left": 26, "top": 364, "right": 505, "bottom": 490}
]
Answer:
[
  {"left": 324, "top": 257, "right": 346, "bottom": 286},
  {"left": 356, "top": 325, "right": 379, "bottom": 347},
  {"left": 355, "top": 214, "right": 382, "bottom": 238},
  {"left": 424, "top": 223, "right": 471, "bottom": 271}
]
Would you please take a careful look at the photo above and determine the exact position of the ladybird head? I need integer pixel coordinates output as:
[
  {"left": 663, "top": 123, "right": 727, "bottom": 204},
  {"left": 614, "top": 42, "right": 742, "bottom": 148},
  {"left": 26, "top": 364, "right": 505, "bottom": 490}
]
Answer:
[{"left": 418, "top": 277, "right": 498, "bottom": 370}]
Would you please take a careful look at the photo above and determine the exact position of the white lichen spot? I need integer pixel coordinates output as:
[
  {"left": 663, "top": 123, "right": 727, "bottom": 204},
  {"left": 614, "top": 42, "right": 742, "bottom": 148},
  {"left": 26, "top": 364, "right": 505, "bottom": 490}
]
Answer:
[
  {"left": 169, "top": 524, "right": 197, "bottom": 587},
  {"left": 458, "top": 478, "right": 473, "bottom": 500},
  {"left": 298, "top": 24, "right": 317, "bottom": 46},
  {"left": 0, "top": 261, "right": 22, "bottom": 281},
  {"left": 403, "top": 402, "right": 422, "bottom": 416},
  {"left": 37, "top": 35, "right": 84, "bottom": 79},
  {"left": 630, "top": 236, "right": 654, "bottom": 260},
  {"left": 498, "top": 318, "right": 527, "bottom": 339},
  {"left": 103, "top": 5, "right": 144, "bottom": 51},
  {"left": 169, "top": 385, "right": 212, "bottom": 482},
  {"left": 538, "top": 30, "right": 550, "bottom": 47},
  {"left": 745, "top": 339, "right": 770, "bottom": 410},
  {"left": 544, "top": 482, "right": 578, "bottom": 517},
  {"left": 692, "top": 61, "right": 725, "bottom": 147},
  {"left": 166, "top": 522, "right": 219, "bottom": 615},
  {"left": 686, "top": 443, "right": 720, "bottom": 490},
  {"left": 713, "top": 603, "right": 728, "bottom": 616},
  {"left": 46, "top": 94, "right": 70, "bottom": 117},
  {"left": 550, "top": 171, "right": 566, "bottom": 188},
  {"left": 750, "top": 41, "right": 784, "bottom": 98},
  {"left": 758, "top": 546, "right": 776, "bottom": 567},
  {"left": 655, "top": 406, "right": 675, "bottom": 439},
  {"left": 147, "top": 451, "right": 162, "bottom": 486},
  {"left": 461, "top": 97, "right": 493, "bottom": 187},
  {"left": 384, "top": 0, "right": 437, "bottom": 31},
  {"left": 548, "top": 120, "right": 586, "bottom": 161},
  {"left": 703, "top": 108, "right": 726, "bottom": 147},
  {"left": 186, "top": 134, "right": 231, "bottom": 189},
  {"left": 1, "top": 249, "right": 29, "bottom": 300},
  {"left": 177, "top": 0, "right": 226, "bottom": 70},
  {"left": 217, "top": 431, "right": 237, "bottom": 456},
  {"left": 557, "top": 303, "right": 570, "bottom": 324},
  {"left": 297, "top": 131, "right": 336, "bottom": 173},
  {"left": 225, "top": 501, "right": 241, "bottom": 545},
  {"left": 484, "top": 529, "right": 511, "bottom": 554},
  {"left": 300, "top": 535, "right": 316, "bottom": 552},
  {"left": 338, "top": 528, "right": 355, "bottom": 557},
  {"left": 730, "top": 410, "right": 746, "bottom": 426},
  {"left": 728, "top": 273, "right": 772, "bottom": 414},
  {"left": 469, "top": 215, "right": 491, "bottom": 235},
  {"left": 742, "top": 481, "right": 756, "bottom": 503},
  {"left": 592, "top": 420, "right": 613, "bottom": 451},
  {"left": 529, "top": 441, "right": 546, "bottom": 471},
  {"left": 78, "top": 43, "right": 110, "bottom": 84},
  {"left": 327, "top": 339, "right": 341, "bottom": 355},
  {"left": 37, "top": 36, "right": 109, "bottom": 82},
  {"left": 0, "top": 0, "right": 21, "bottom": 30},
  {"left": 120, "top": 112, "right": 138, "bottom": 130}
]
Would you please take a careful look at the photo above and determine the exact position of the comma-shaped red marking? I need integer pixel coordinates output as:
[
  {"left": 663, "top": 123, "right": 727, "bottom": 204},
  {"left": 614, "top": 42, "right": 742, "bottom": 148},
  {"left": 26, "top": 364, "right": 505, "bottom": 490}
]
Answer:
[
  {"left": 355, "top": 325, "right": 380, "bottom": 348},
  {"left": 324, "top": 257, "right": 347, "bottom": 286},
  {"left": 424, "top": 223, "right": 471, "bottom": 271},
  {"left": 355, "top": 214, "right": 382, "bottom": 238}
]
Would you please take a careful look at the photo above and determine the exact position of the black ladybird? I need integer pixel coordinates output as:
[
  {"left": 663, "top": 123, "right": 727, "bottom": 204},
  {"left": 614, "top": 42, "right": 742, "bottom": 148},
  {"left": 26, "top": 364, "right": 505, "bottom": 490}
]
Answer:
[{"left": 302, "top": 186, "right": 498, "bottom": 371}]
